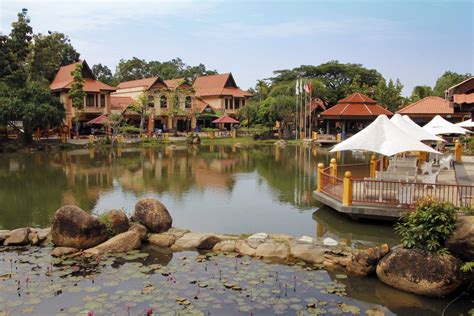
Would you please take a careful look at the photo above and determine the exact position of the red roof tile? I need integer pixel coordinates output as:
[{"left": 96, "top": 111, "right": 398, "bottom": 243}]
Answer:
[
  {"left": 397, "top": 96, "right": 453, "bottom": 115},
  {"left": 193, "top": 73, "right": 251, "bottom": 98},
  {"left": 117, "top": 77, "right": 159, "bottom": 90},
  {"left": 321, "top": 92, "right": 392, "bottom": 117},
  {"left": 110, "top": 96, "right": 134, "bottom": 111},
  {"left": 164, "top": 78, "right": 187, "bottom": 89},
  {"left": 338, "top": 92, "right": 376, "bottom": 104},
  {"left": 50, "top": 60, "right": 115, "bottom": 92}
]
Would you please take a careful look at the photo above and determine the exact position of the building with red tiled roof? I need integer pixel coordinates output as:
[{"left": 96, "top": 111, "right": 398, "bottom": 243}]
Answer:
[
  {"left": 193, "top": 73, "right": 252, "bottom": 114},
  {"left": 112, "top": 72, "right": 251, "bottom": 133},
  {"left": 446, "top": 77, "right": 474, "bottom": 120},
  {"left": 396, "top": 96, "right": 466, "bottom": 124},
  {"left": 50, "top": 60, "right": 116, "bottom": 129},
  {"left": 320, "top": 92, "right": 392, "bottom": 134}
]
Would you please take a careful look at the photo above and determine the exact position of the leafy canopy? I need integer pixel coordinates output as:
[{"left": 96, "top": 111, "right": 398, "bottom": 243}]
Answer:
[{"left": 394, "top": 197, "right": 457, "bottom": 253}]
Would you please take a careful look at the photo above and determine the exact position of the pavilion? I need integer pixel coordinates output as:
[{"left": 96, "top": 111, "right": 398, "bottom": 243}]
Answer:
[
  {"left": 396, "top": 96, "right": 465, "bottom": 125},
  {"left": 319, "top": 92, "right": 392, "bottom": 135},
  {"left": 446, "top": 77, "right": 474, "bottom": 120}
]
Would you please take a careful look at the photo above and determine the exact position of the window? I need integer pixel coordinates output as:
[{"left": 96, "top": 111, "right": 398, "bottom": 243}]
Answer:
[
  {"left": 147, "top": 95, "right": 155, "bottom": 108},
  {"left": 174, "top": 95, "right": 179, "bottom": 108},
  {"left": 100, "top": 94, "right": 106, "bottom": 108},
  {"left": 242, "top": 99, "right": 245, "bottom": 107},
  {"left": 86, "top": 94, "right": 95, "bottom": 107},
  {"left": 234, "top": 98, "right": 240, "bottom": 110},
  {"left": 160, "top": 95, "right": 167, "bottom": 108},
  {"left": 225, "top": 99, "right": 229, "bottom": 109},
  {"left": 185, "top": 96, "right": 192, "bottom": 108}
]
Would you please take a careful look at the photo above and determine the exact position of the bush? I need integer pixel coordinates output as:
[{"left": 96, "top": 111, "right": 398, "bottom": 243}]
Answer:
[{"left": 394, "top": 197, "right": 457, "bottom": 253}]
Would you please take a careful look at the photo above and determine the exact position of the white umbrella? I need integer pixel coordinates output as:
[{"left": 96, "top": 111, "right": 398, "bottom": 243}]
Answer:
[
  {"left": 391, "top": 114, "right": 444, "bottom": 142},
  {"left": 330, "top": 115, "right": 441, "bottom": 156},
  {"left": 455, "top": 119, "right": 474, "bottom": 128},
  {"left": 423, "top": 115, "right": 470, "bottom": 135}
]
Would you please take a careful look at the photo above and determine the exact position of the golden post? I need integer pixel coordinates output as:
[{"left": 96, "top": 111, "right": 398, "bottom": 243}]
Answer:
[
  {"left": 336, "top": 133, "right": 341, "bottom": 141},
  {"left": 88, "top": 134, "right": 94, "bottom": 145},
  {"left": 343, "top": 171, "right": 353, "bottom": 206},
  {"left": 330, "top": 158, "right": 337, "bottom": 185},
  {"left": 455, "top": 140, "right": 462, "bottom": 162},
  {"left": 210, "top": 130, "right": 215, "bottom": 139},
  {"left": 317, "top": 163, "right": 324, "bottom": 192},
  {"left": 312, "top": 132, "right": 318, "bottom": 140},
  {"left": 370, "top": 154, "right": 377, "bottom": 178}
]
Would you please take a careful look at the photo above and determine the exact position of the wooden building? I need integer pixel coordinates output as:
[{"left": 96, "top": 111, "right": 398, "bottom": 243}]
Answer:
[
  {"left": 446, "top": 77, "right": 474, "bottom": 119},
  {"left": 396, "top": 96, "right": 465, "bottom": 125}
]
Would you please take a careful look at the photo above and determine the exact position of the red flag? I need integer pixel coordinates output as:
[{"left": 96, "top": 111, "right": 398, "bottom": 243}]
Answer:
[
  {"left": 303, "top": 82, "right": 309, "bottom": 93},
  {"left": 308, "top": 81, "right": 313, "bottom": 95}
]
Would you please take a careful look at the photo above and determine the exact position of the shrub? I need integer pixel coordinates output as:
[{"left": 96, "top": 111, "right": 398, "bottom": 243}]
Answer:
[{"left": 394, "top": 197, "right": 457, "bottom": 253}]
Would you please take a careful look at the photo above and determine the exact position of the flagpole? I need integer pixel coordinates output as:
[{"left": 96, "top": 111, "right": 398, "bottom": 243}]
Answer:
[
  {"left": 309, "top": 81, "right": 312, "bottom": 140},
  {"left": 295, "top": 79, "right": 299, "bottom": 140}
]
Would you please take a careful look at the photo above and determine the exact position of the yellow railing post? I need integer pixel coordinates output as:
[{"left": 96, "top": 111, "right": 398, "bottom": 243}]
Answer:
[
  {"left": 336, "top": 133, "right": 342, "bottom": 141},
  {"left": 343, "top": 171, "right": 353, "bottom": 206},
  {"left": 370, "top": 154, "right": 377, "bottom": 178},
  {"left": 455, "top": 140, "right": 462, "bottom": 162},
  {"left": 300, "top": 131, "right": 305, "bottom": 140},
  {"left": 330, "top": 158, "right": 337, "bottom": 184},
  {"left": 88, "top": 134, "right": 94, "bottom": 146},
  {"left": 210, "top": 130, "right": 215, "bottom": 139},
  {"left": 317, "top": 163, "right": 324, "bottom": 192},
  {"left": 312, "top": 132, "right": 318, "bottom": 140}
]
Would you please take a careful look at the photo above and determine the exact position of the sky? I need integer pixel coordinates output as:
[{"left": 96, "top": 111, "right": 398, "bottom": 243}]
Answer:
[{"left": 0, "top": 0, "right": 473, "bottom": 95}]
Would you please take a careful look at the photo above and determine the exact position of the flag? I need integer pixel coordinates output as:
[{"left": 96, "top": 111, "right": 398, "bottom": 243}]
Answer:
[
  {"left": 299, "top": 79, "right": 303, "bottom": 94},
  {"left": 295, "top": 80, "right": 299, "bottom": 95},
  {"left": 308, "top": 81, "right": 313, "bottom": 95},
  {"left": 303, "top": 81, "right": 309, "bottom": 94}
]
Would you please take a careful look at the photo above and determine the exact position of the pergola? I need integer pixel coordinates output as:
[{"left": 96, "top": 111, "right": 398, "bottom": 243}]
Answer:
[{"left": 320, "top": 92, "right": 392, "bottom": 135}]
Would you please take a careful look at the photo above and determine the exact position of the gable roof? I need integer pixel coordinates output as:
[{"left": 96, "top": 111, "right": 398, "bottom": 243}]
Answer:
[
  {"left": 321, "top": 92, "right": 392, "bottom": 117},
  {"left": 164, "top": 78, "right": 187, "bottom": 89},
  {"left": 447, "top": 77, "right": 474, "bottom": 94},
  {"left": 397, "top": 96, "right": 453, "bottom": 115},
  {"left": 50, "top": 60, "right": 115, "bottom": 92},
  {"left": 193, "top": 73, "right": 252, "bottom": 98},
  {"left": 117, "top": 77, "right": 160, "bottom": 90}
]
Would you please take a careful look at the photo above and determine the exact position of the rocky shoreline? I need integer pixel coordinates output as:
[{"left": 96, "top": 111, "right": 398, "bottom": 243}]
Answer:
[{"left": 1, "top": 198, "right": 472, "bottom": 299}]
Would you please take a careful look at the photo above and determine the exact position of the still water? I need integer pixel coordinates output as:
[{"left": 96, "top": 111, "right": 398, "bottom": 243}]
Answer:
[{"left": 0, "top": 144, "right": 397, "bottom": 246}]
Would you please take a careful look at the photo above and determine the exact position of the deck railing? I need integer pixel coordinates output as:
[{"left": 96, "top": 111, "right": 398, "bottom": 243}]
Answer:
[{"left": 317, "top": 159, "right": 474, "bottom": 210}]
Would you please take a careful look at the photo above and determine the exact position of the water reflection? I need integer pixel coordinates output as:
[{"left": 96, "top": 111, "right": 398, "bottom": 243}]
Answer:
[{"left": 0, "top": 145, "right": 377, "bottom": 240}]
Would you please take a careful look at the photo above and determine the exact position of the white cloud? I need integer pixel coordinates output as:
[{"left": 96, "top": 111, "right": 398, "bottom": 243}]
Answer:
[{"left": 0, "top": 0, "right": 219, "bottom": 34}]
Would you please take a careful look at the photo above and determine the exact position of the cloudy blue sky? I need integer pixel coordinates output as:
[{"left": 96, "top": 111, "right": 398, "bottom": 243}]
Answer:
[{"left": 0, "top": 0, "right": 472, "bottom": 95}]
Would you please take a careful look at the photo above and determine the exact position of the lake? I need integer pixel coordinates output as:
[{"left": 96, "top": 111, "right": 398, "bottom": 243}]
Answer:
[{"left": 0, "top": 144, "right": 397, "bottom": 247}]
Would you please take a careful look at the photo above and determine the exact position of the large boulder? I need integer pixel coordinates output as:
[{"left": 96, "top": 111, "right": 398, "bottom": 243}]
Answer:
[
  {"left": 289, "top": 242, "right": 325, "bottom": 264},
  {"left": 52, "top": 247, "right": 79, "bottom": 257},
  {"left": 4, "top": 228, "right": 30, "bottom": 246},
  {"left": 148, "top": 234, "right": 176, "bottom": 248},
  {"left": 134, "top": 198, "right": 172, "bottom": 233},
  {"left": 172, "top": 232, "right": 220, "bottom": 251},
  {"left": 346, "top": 244, "right": 390, "bottom": 276},
  {"left": 51, "top": 205, "right": 107, "bottom": 249},
  {"left": 129, "top": 223, "right": 148, "bottom": 241},
  {"left": 235, "top": 240, "right": 256, "bottom": 256},
  {"left": 376, "top": 248, "right": 463, "bottom": 297},
  {"left": 84, "top": 231, "right": 141, "bottom": 255},
  {"left": 446, "top": 216, "right": 474, "bottom": 261},
  {"left": 0, "top": 230, "right": 10, "bottom": 244},
  {"left": 107, "top": 209, "right": 129, "bottom": 235},
  {"left": 255, "top": 242, "right": 290, "bottom": 260}
]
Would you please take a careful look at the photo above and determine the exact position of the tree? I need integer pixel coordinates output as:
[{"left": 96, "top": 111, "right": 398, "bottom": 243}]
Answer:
[
  {"left": 270, "top": 61, "right": 383, "bottom": 107},
  {"left": 115, "top": 57, "right": 150, "bottom": 82},
  {"left": 68, "top": 63, "right": 85, "bottom": 110},
  {"left": 433, "top": 71, "right": 471, "bottom": 97},
  {"left": 374, "top": 78, "right": 404, "bottom": 112},
  {"left": 237, "top": 100, "right": 259, "bottom": 128},
  {"left": 127, "top": 92, "right": 151, "bottom": 132},
  {"left": 409, "top": 85, "right": 434, "bottom": 102},
  {"left": 92, "top": 63, "right": 114, "bottom": 85},
  {"left": 28, "top": 31, "right": 80, "bottom": 82}
]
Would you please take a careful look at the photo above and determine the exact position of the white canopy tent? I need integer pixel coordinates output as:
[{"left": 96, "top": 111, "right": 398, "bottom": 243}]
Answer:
[
  {"left": 423, "top": 115, "right": 470, "bottom": 135},
  {"left": 401, "top": 115, "right": 445, "bottom": 142},
  {"left": 455, "top": 119, "right": 474, "bottom": 128},
  {"left": 391, "top": 114, "right": 444, "bottom": 142},
  {"left": 330, "top": 115, "right": 441, "bottom": 156}
]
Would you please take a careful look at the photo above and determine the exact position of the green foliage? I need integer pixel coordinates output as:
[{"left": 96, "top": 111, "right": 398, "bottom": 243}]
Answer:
[
  {"left": 433, "top": 71, "right": 472, "bottom": 97},
  {"left": 92, "top": 63, "right": 115, "bottom": 85},
  {"left": 68, "top": 63, "right": 85, "bottom": 110},
  {"left": 28, "top": 31, "right": 79, "bottom": 82},
  {"left": 409, "top": 85, "right": 434, "bottom": 102},
  {"left": 115, "top": 57, "right": 217, "bottom": 82},
  {"left": 374, "top": 78, "right": 404, "bottom": 112},
  {"left": 461, "top": 262, "right": 474, "bottom": 272},
  {"left": 394, "top": 197, "right": 457, "bottom": 252},
  {"left": 96, "top": 212, "right": 113, "bottom": 237}
]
